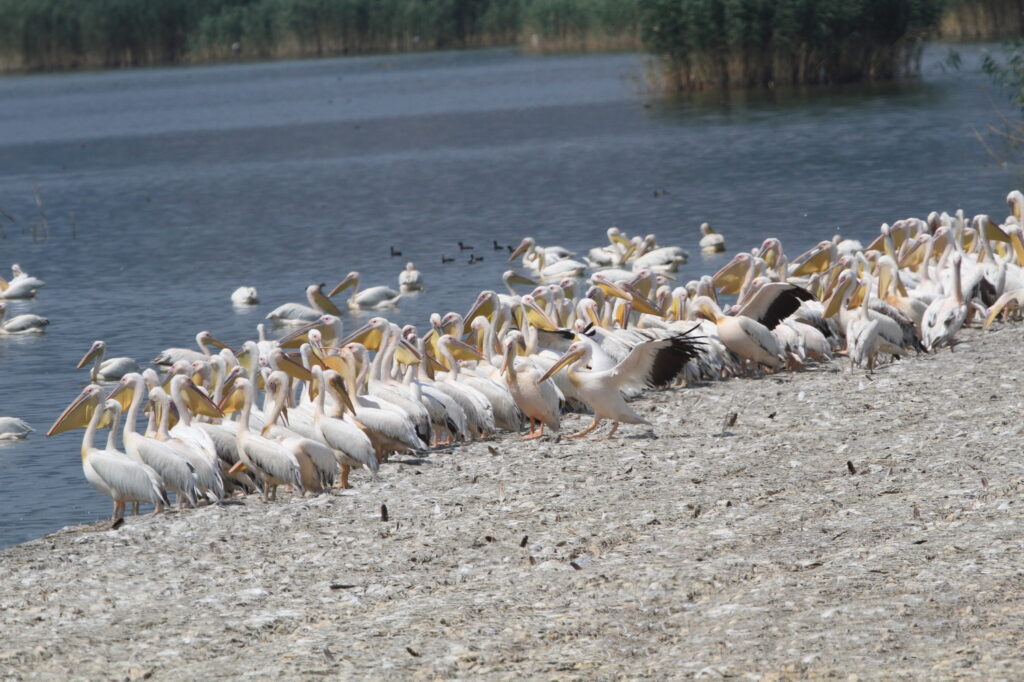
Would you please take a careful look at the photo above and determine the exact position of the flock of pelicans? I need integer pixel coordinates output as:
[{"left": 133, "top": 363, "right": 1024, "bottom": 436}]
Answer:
[{"left": 9, "top": 193, "right": 1024, "bottom": 523}]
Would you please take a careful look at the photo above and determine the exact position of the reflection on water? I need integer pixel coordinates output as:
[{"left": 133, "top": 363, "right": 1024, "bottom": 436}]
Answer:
[{"left": 0, "top": 44, "right": 1017, "bottom": 548}]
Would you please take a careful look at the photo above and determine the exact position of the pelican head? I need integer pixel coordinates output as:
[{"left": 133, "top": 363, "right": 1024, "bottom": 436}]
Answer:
[
  {"left": 77, "top": 340, "right": 106, "bottom": 370},
  {"left": 508, "top": 237, "right": 536, "bottom": 262},
  {"left": 465, "top": 290, "right": 498, "bottom": 328},
  {"left": 328, "top": 272, "right": 360, "bottom": 297},
  {"left": 338, "top": 316, "right": 388, "bottom": 350},
  {"left": 539, "top": 342, "right": 589, "bottom": 383},
  {"left": 711, "top": 253, "right": 751, "bottom": 294},
  {"left": 47, "top": 384, "right": 103, "bottom": 437}
]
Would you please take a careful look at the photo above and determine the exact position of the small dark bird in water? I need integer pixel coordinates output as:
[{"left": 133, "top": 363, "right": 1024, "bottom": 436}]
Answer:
[
  {"left": 390, "top": 246, "right": 402, "bottom": 257},
  {"left": 493, "top": 240, "right": 505, "bottom": 251},
  {"left": 468, "top": 254, "right": 484, "bottom": 264},
  {"left": 458, "top": 241, "right": 473, "bottom": 251},
  {"left": 507, "top": 244, "right": 514, "bottom": 254},
  {"left": 441, "top": 255, "right": 454, "bottom": 264}
]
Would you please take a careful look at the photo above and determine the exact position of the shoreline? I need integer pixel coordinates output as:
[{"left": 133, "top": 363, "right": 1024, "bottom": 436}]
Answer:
[{"left": 4, "top": 323, "right": 1024, "bottom": 678}]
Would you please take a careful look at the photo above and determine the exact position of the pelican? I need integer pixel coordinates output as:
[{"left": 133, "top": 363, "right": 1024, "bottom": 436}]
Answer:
[
  {"left": 305, "top": 367, "right": 379, "bottom": 488},
  {"left": 399, "top": 262, "right": 423, "bottom": 292},
  {"left": 0, "top": 266, "right": 45, "bottom": 299},
  {"left": 330, "top": 271, "right": 401, "bottom": 310},
  {"left": 260, "top": 372, "right": 338, "bottom": 493},
  {"left": 0, "top": 417, "right": 32, "bottom": 440},
  {"left": 105, "top": 373, "right": 202, "bottom": 508},
  {"left": 266, "top": 284, "right": 342, "bottom": 325},
  {"left": 77, "top": 340, "right": 140, "bottom": 382},
  {"left": 150, "top": 386, "right": 224, "bottom": 503},
  {"left": 223, "top": 377, "right": 303, "bottom": 502},
  {"left": 47, "top": 388, "right": 168, "bottom": 521},
  {"left": 231, "top": 286, "right": 259, "bottom": 305},
  {"left": 699, "top": 222, "right": 726, "bottom": 253},
  {"left": 539, "top": 328, "right": 703, "bottom": 440},
  {"left": 500, "top": 331, "right": 560, "bottom": 440},
  {"left": 0, "top": 302, "right": 48, "bottom": 334},
  {"left": 153, "top": 331, "right": 231, "bottom": 366},
  {"left": 922, "top": 252, "right": 968, "bottom": 351}
]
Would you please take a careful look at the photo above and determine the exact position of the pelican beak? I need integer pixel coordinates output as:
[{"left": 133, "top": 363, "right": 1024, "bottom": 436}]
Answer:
[
  {"left": 621, "top": 283, "right": 664, "bottom": 317},
  {"left": 311, "top": 286, "right": 343, "bottom": 316},
  {"left": 105, "top": 383, "right": 134, "bottom": 412},
  {"left": 849, "top": 282, "right": 866, "bottom": 308},
  {"left": 591, "top": 276, "right": 631, "bottom": 302},
  {"left": 617, "top": 241, "right": 639, "bottom": 264},
  {"left": 464, "top": 295, "right": 496, "bottom": 327},
  {"left": 898, "top": 239, "right": 924, "bottom": 269},
  {"left": 1010, "top": 230, "right": 1024, "bottom": 267},
  {"left": 327, "top": 375, "right": 357, "bottom": 415},
  {"left": 711, "top": 256, "right": 748, "bottom": 295},
  {"left": 508, "top": 239, "right": 531, "bottom": 262},
  {"left": 394, "top": 338, "right": 422, "bottom": 366},
  {"left": 446, "top": 337, "right": 486, "bottom": 363},
  {"left": 222, "top": 367, "right": 242, "bottom": 397},
  {"left": 227, "top": 461, "right": 248, "bottom": 475},
  {"left": 277, "top": 320, "right": 324, "bottom": 348},
  {"left": 822, "top": 279, "right": 851, "bottom": 318},
  {"left": 337, "top": 322, "right": 383, "bottom": 351},
  {"left": 184, "top": 380, "right": 223, "bottom": 418},
  {"left": 217, "top": 384, "right": 245, "bottom": 415},
  {"left": 982, "top": 216, "right": 1011, "bottom": 244},
  {"left": 329, "top": 273, "right": 358, "bottom": 297},
  {"left": 539, "top": 347, "right": 585, "bottom": 384},
  {"left": 610, "top": 230, "right": 631, "bottom": 248},
  {"left": 523, "top": 298, "right": 559, "bottom": 332},
  {"left": 877, "top": 266, "right": 892, "bottom": 299},
  {"left": 276, "top": 352, "right": 312, "bottom": 383},
  {"left": 790, "top": 247, "right": 831, "bottom": 277},
  {"left": 76, "top": 343, "right": 101, "bottom": 370},
  {"left": 206, "top": 335, "right": 232, "bottom": 351},
  {"left": 47, "top": 389, "right": 100, "bottom": 436},
  {"left": 323, "top": 353, "right": 349, "bottom": 375}
]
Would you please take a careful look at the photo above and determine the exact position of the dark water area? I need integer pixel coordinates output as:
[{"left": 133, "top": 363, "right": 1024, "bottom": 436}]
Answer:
[{"left": 0, "top": 45, "right": 1018, "bottom": 548}]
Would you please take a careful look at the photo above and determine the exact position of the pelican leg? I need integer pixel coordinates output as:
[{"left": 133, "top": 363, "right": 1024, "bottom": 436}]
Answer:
[
  {"left": 131, "top": 502, "right": 140, "bottom": 516},
  {"left": 597, "top": 422, "right": 621, "bottom": 441},
  {"left": 521, "top": 418, "right": 543, "bottom": 441},
  {"left": 336, "top": 465, "right": 351, "bottom": 489},
  {"left": 565, "top": 418, "right": 601, "bottom": 439}
]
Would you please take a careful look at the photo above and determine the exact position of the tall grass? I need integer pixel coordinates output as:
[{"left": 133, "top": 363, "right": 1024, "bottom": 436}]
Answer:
[
  {"left": 640, "top": 0, "right": 946, "bottom": 91},
  {"left": 939, "top": 0, "right": 1024, "bottom": 40}
]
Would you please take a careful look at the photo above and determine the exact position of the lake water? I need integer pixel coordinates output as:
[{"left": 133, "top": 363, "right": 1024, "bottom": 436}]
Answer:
[{"left": 0, "top": 45, "right": 1018, "bottom": 548}]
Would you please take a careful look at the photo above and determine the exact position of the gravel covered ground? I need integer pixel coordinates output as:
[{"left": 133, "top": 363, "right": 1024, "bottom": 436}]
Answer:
[{"left": 3, "top": 325, "right": 1024, "bottom": 680}]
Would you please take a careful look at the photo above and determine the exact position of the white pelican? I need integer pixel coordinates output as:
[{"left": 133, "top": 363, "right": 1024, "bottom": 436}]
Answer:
[
  {"left": 223, "top": 377, "right": 303, "bottom": 501},
  {"left": 106, "top": 373, "right": 202, "bottom": 508},
  {"left": 48, "top": 388, "right": 168, "bottom": 521},
  {"left": 846, "top": 286, "right": 881, "bottom": 371},
  {"left": 633, "top": 242, "right": 688, "bottom": 273},
  {"left": 305, "top": 366, "right": 379, "bottom": 488},
  {"left": 266, "top": 283, "right": 342, "bottom": 325},
  {"left": 231, "top": 286, "right": 259, "bottom": 305},
  {"left": 539, "top": 329, "right": 703, "bottom": 440},
  {"left": 399, "top": 262, "right": 423, "bottom": 292},
  {"left": 330, "top": 271, "right": 401, "bottom": 310},
  {"left": 153, "top": 331, "right": 231, "bottom": 366},
  {"left": 260, "top": 372, "right": 338, "bottom": 493},
  {"left": 0, "top": 265, "right": 45, "bottom": 299},
  {"left": 500, "top": 331, "right": 560, "bottom": 440},
  {"left": 922, "top": 252, "right": 968, "bottom": 351},
  {"left": 150, "top": 386, "right": 225, "bottom": 503},
  {"left": 0, "top": 417, "right": 32, "bottom": 440},
  {"left": 0, "top": 302, "right": 48, "bottom": 334},
  {"left": 699, "top": 222, "right": 726, "bottom": 253},
  {"left": 77, "top": 340, "right": 140, "bottom": 382}
]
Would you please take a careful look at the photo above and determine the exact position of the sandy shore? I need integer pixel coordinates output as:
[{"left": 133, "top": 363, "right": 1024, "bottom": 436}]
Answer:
[{"left": 3, "top": 323, "right": 1024, "bottom": 680}]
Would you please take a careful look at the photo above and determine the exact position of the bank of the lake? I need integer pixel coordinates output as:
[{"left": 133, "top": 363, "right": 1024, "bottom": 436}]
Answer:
[{"left": 3, "top": 324, "right": 1023, "bottom": 678}]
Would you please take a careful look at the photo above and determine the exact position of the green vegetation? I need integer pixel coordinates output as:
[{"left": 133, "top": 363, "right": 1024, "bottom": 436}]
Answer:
[
  {"left": 0, "top": 0, "right": 1016, "bottom": 79},
  {"left": 639, "top": 0, "right": 947, "bottom": 91}
]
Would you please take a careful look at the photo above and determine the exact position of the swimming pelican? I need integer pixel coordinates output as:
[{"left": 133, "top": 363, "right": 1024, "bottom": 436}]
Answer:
[
  {"left": 399, "top": 262, "right": 423, "bottom": 292},
  {"left": 231, "top": 286, "right": 259, "bottom": 305},
  {"left": 153, "top": 331, "right": 231, "bottom": 366},
  {"left": 48, "top": 387, "right": 168, "bottom": 521},
  {"left": 265, "top": 283, "right": 342, "bottom": 325},
  {"left": 0, "top": 266, "right": 45, "bottom": 299},
  {"left": 77, "top": 340, "right": 140, "bottom": 382},
  {"left": 0, "top": 302, "right": 48, "bottom": 334},
  {"left": 539, "top": 328, "right": 703, "bottom": 440},
  {"left": 330, "top": 271, "right": 401, "bottom": 310},
  {"left": 0, "top": 417, "right": 32, "bottom": 440},
  {"left": 699, "top": 222, "right": 726, "bottom": 253}
]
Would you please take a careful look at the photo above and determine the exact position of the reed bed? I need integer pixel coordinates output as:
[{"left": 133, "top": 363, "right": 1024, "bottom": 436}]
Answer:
[{"left": 0, "top": 0, "right": 1017, "bottom": 76}]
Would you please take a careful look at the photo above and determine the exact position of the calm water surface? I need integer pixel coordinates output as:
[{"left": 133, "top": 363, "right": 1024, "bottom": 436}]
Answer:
[{"left": 0, "top": 45, "right": 1018, "bottom": 548}]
